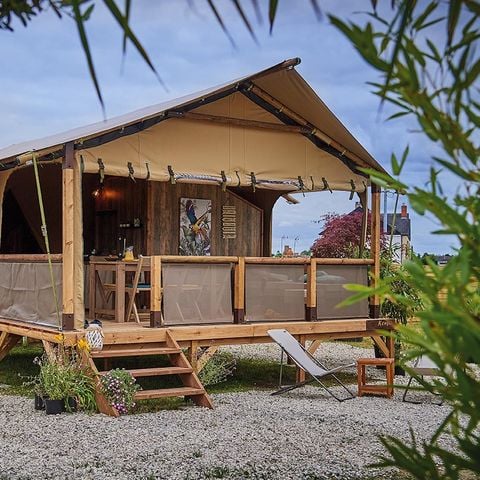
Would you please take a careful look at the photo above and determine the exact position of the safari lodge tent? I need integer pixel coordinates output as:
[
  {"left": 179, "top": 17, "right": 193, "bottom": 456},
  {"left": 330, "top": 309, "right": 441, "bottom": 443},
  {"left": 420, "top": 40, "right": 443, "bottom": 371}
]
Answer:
[{"left": 0, "top": 58, "right": 394, "bottom": 408}]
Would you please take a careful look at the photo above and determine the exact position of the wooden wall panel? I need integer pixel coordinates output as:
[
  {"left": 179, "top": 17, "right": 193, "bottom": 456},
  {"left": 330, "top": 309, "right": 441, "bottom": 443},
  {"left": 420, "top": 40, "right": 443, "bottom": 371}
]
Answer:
[{"left": 147, "top": 182, "right": 263, "bottom": 256}]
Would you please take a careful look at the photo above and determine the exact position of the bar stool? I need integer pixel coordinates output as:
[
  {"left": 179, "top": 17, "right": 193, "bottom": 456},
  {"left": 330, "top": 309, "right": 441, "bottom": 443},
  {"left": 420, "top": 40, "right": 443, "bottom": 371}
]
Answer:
[{"left": 357, "top": 357, "right": 395, "bottom": 398}]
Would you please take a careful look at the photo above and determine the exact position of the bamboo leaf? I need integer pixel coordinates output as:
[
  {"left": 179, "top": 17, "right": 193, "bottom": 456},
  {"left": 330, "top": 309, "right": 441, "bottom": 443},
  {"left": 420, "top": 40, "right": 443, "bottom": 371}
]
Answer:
[
  {"left": 71, "top": 0, "right": 104, "bottom": 115},
  {"left": 206, "top": 0, "right": 236, "bottom": 46},
  {"left": 103, "top": 0, "right": 163, "bottom": 85},
  {"left": 231, "top": 0, "right": 258, "bottom": 44},
  {"left": 122, "top": 0, "right": 131, "bottom": 56},
  {"left": 447, "top": 0, "right": 462, "bottom": 45},
  {"left": 269, "top": 0, "right": 278, "bottom": 34}
]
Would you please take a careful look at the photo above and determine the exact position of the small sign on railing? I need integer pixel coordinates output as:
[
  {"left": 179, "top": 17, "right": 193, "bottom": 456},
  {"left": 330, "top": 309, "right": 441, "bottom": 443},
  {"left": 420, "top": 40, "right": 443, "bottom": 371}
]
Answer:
[{"left": 222, "top": 205, "right": 237, "bottom": 239}]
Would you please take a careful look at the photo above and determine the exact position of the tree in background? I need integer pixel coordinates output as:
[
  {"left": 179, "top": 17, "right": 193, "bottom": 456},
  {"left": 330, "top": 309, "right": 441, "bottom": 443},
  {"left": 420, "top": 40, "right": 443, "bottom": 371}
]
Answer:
[{"left": 311, "top": 211, "right": 369, "bottom": 258}]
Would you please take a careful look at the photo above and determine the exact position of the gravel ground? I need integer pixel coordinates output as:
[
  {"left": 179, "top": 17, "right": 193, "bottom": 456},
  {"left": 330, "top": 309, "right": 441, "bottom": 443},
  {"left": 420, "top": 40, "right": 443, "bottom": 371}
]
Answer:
[{"left": 0, "top": 342, "right": 455, "bottom": 480}]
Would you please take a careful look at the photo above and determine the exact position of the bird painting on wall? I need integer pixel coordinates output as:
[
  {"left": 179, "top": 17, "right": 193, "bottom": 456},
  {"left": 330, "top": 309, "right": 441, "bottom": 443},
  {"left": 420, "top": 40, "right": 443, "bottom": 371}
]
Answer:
[{"left": 179, "top": 198, "right": 211, "bottom": 256}]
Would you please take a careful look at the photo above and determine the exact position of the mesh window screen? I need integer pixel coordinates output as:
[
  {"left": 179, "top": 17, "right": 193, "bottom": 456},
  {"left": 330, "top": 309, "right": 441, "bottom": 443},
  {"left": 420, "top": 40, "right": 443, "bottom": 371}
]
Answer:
[
  {"left": 316, "top": 265, "right": 369, "bottom": 319},
  {"left": 162, "top": 264, "right": 233, "bottom": 325},
  {"left": 0, "top": 262, "right": 62, "bottom": 327},
  {"left": 245, "top": 265, "right": 305, "bottom": 322}
]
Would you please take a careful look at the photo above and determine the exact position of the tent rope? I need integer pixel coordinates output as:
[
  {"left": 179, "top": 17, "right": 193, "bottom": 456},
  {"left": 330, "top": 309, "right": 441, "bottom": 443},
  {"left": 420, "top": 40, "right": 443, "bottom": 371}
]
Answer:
[{"left": 32, "top": 153, "right": 61, "bottom": 330}]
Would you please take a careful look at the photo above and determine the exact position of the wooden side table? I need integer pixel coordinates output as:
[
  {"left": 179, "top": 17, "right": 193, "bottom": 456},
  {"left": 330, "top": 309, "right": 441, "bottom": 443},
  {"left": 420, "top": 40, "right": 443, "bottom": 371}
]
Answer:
[{"left": 357, "top": 357, "right": 395, "bottom": 398}]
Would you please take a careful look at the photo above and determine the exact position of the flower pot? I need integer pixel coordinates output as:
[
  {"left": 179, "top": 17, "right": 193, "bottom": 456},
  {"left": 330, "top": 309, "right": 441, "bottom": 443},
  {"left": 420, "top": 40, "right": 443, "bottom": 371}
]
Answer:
[
  {"left": 65, "top": 397, "right": 78, "bottom": 413},
  {"left": 44, "top": 399, "right": 64, "bottom": 415},
  {"left": 34, "top": 394, "right": 45, "bottom": 411}
]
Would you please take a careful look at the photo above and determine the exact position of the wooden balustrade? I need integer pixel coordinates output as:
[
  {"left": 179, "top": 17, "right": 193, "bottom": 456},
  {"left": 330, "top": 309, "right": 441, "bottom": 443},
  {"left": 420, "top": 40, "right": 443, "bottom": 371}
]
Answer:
[
  {"left": 144, "top": 255, "right": 370, "bottom": 326},
  {"left": 0, "top": 254, "right": 63, "bottom": 263}
]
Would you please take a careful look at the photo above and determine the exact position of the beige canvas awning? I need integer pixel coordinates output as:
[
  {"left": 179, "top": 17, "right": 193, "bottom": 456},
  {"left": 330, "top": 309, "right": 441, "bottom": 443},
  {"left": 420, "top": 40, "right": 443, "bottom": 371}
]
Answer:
[{"left": 0, "top": 58, "right": 388, "bottom": 193}]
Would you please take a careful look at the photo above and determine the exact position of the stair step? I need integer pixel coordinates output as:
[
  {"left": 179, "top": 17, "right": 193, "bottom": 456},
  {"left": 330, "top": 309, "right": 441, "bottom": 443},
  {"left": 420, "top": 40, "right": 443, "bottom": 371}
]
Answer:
[
  {"left": 98, "top": 367, "right": 193, "bottom": 377},
  {"left": 135, "top": 387, "right": 205, "bottom": 400},
  {"left": 91, "top": 347, "right": 180, "bottom": 358}
]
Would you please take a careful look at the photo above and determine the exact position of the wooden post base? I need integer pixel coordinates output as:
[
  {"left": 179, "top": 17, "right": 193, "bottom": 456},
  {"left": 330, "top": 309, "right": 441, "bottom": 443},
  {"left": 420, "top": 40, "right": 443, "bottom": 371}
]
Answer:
[{"left": 357, "top": 357, "right": 395, "bottom": 398}]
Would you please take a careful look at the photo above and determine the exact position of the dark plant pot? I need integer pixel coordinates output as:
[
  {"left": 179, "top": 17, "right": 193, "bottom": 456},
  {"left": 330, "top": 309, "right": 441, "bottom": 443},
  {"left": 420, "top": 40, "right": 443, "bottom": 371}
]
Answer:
[
  {"left": 65, "top": 397, "right": 78, "bottom": 413},
  {"left": 45, "top": 399, "right": 64, "bottom": 415},
  {"left": 34, "top": 394, "right": 45, "bottom": 411},
  {"left": 395, "top": 365, "right": 405, "bottom": 376}
]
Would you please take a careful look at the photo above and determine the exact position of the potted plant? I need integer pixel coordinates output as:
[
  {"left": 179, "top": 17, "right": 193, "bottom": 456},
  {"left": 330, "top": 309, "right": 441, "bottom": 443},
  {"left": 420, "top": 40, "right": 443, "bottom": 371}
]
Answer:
[
  {"left": 34, "top": 349, "right": 97, "bottom": 415},
  {"left": 101, "top": 369, "right": 140, "bottom": 415}
]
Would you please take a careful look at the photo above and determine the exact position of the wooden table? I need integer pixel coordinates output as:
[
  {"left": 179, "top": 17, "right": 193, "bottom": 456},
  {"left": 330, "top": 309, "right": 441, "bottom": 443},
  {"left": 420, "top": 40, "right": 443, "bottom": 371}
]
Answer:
[{"left": 88, "top": 259, "right": 149, "bottom": 322}]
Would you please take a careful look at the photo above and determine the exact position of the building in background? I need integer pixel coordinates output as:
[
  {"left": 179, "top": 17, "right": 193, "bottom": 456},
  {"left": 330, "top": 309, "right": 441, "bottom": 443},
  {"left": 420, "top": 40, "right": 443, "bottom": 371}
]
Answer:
[{"left": 350, "top": 202, "right": 412, "bottom": 263}]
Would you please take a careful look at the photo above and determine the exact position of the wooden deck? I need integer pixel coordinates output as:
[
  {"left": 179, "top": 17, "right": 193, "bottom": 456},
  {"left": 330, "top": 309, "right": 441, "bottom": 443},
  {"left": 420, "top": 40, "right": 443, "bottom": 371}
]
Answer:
[{"left": 0, "top": 316, "right": 395, "bottom": 357}]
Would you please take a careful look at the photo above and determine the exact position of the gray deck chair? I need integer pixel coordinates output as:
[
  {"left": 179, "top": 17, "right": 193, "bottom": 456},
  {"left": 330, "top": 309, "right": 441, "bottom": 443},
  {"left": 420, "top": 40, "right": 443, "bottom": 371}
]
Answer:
[
  {"left": 402, "top": 355, "right": 443, "bottom": 405},
  {"left": 268, "top": 329, "right": 356, "bottom": 402}
]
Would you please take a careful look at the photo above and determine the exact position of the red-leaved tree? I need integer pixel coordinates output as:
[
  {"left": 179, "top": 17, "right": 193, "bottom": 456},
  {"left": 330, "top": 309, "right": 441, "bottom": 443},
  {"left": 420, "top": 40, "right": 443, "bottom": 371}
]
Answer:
[{"left": 311, "top": 211, "right": 371, "bottom": 258}]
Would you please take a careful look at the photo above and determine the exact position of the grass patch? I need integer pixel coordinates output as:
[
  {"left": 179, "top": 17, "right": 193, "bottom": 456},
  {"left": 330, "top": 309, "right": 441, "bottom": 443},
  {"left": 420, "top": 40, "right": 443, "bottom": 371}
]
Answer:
[{"left": 0, "top": 343, "right": 359, "bottom": 411}]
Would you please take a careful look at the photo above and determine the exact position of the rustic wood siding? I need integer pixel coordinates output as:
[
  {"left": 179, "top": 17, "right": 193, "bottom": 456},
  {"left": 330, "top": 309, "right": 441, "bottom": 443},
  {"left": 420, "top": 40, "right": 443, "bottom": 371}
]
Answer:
[{"left": 147, "top": 182, "right": 263, "bottom": 256}]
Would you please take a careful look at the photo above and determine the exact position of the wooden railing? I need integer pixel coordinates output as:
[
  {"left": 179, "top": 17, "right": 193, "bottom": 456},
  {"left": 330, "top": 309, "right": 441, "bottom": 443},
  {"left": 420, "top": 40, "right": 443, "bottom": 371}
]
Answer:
[
  {"left": 0, "top": 254, "right": 63, "bottom": 263},
  {"left": 149, "top": 256, "right": 372, "bottom": 327}
]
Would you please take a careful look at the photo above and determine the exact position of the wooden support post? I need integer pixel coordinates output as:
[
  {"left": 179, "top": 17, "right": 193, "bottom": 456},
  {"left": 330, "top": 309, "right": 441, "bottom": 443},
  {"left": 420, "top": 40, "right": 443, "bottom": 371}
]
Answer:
[
  {"left": 296, "top": 335, "right": 307, "bottom": 383},
  {"left": 0, "top": 332, "right": 21, "bottom": 362},
  {"left": 196, "top": 345, "right": 220, "bottom": 373},
  {"left": 42, "top": 340, "right": 56, "bottom": 361},
  {"left": 234, "top": 257, "right": 245, "bottom": 323},
  {"left": 386, "top": 335, "right": 395, "bottom": 359},
  {"left": 306, "top": 259, "right": 317, "bottom": 321},
  {"left": 150, "top": 255, "right": 163, "bottom": 327},
  {"left": 189, "top": 341, "right": 199, "bottom": 371},
  {"left": 370, "top": 183, "right": 381, "bottom": 318},
  {"left": 371, "top": 335, "right": 390, "bottom": 358},
  {"left": 62, "top": 142, "right": 75, "bottom": 330},
  {"left": 359, "top": 190, "right": 368, "bottom": 256},
  {"left": 307, "top": 339, "right": 322, "bottom": 356}
]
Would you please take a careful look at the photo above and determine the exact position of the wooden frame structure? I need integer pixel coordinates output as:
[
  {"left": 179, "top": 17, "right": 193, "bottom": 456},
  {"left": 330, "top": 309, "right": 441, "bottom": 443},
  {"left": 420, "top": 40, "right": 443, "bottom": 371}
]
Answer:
[{"left": 0, "top": 59, "right": 394, "bottom": 402}]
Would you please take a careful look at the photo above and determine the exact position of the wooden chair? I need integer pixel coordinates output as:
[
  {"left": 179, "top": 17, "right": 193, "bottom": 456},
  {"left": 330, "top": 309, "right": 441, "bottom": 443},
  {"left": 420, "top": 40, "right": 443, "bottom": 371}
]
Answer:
[
  {"left": 125, "top": 256, "right": 151, "bottom": 323},
  {"left": 102, "top": 256, "right": 151, "bottom": 323}
]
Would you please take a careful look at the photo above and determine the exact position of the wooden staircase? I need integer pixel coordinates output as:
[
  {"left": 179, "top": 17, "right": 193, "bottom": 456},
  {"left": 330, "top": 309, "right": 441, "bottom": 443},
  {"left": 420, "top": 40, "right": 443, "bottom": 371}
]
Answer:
[{"left": 85, "top": 330, "right": 213, "bottom": 416}]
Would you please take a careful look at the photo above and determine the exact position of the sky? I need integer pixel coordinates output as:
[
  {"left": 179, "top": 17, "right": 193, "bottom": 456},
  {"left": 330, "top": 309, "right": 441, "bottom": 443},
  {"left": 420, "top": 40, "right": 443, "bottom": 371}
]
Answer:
[{"left": 0, "top": 0, "right": 459, "bottom": 255}]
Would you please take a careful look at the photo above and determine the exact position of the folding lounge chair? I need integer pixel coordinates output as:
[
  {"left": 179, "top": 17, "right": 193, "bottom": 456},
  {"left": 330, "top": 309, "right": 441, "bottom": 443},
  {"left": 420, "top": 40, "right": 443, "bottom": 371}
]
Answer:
[
  {"left": 268, "top": 329, "right": 356, "bottom": 402},
  {"left": 402, "top": 354, "right": 443, "bottom": 405}
]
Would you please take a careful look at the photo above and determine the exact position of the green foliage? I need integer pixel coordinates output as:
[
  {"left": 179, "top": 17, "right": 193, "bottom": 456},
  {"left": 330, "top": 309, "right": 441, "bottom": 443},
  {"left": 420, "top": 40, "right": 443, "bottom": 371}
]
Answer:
[
  {"left": 198, "top": 351, "right": 236, "bottom": 386},
  {"left": 31, "top": 349, "right": 96, "bottom": 411},
  {"left": 101, "top": 368, "right": 140, "bottom": 414},
  {"left": 331, "top": 1, "right": 480, "bottom": 478}
]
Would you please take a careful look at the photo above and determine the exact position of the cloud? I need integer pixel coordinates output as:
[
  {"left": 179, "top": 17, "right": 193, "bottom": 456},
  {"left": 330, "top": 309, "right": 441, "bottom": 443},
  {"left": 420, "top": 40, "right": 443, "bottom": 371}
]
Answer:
[{"left": 0, "top": 1, "right": 462, "bottom": 255}]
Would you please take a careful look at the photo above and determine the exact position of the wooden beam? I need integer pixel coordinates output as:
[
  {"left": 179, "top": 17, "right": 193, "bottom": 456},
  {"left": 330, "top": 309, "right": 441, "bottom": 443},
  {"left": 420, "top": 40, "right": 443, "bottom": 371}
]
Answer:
[
  {"left": 234, "top": 257, "right": 245, "bottom": 323},
  {"left": 196, "top": 345, "right": 220, "bottom": 373},
  {"left": 245, "top": 84, "right": 371, "bottom": 170},
  {"left": 0, "top": 332, "right": 21, "bottom": 362},
  {"left": 371, "top": 335, "right": 390, "bottom": 358},
  {"left": 296, "top": 335, "right": 307, "bottom": 383},
  {"left": 370, "top": 183, "right": 381, "bottom": 318},
  {"left": 62, "top": 142, "right": 75, "bottom": 331},
  {"left": 42, "top": 340, "right": 56, "bottom": 361},
  {"left": 161, "top": 255, "right": 239, "bottom": 264},
  {"left": 359, "top": 190, "right": 368, "bottom": 256},
  {"left": 307, "top": 339, "right": 322, "bottom": 355},
  {"left": 306, "top": 259, "right": 317, "bottom": 321},
  {"left": 188, "top": 340, "right": 199, "bottom": 371},
  {"left": 150, "top": 255, "right": 163, "bottom": 327},
  {"left": 170, "top": 111, "right": 310, "bottom": 134},
  {"left": 0, "top": 254, "right": 63, "bottom": 263}
]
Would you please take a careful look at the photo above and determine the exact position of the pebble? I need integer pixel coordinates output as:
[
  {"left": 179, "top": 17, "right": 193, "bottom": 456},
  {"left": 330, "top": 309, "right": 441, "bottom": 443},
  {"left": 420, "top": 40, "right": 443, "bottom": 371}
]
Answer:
[{"left": 0, "top": 342, "right": 456, "bottom": 479}]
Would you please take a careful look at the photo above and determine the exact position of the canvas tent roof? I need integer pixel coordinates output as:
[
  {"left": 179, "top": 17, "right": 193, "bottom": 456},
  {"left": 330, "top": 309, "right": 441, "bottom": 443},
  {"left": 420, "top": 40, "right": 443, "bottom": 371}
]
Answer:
[{"left": 0, "top": 58, "right": 387, "bottom": 192}]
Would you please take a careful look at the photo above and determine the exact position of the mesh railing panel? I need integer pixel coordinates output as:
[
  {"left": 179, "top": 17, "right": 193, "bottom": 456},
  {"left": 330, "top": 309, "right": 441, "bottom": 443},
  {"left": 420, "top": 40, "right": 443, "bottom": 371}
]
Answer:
[
  {"left": 162, "top": 264, "right": 233, "bottom": 325},
  {"left": 316, "top": 265, "right": 369, "bottom": 319},
  {"left": 0, "top": 262, "right": 62, "bottom": 327},
  {"left": 245, "top": 265, "right": 305, "bottom": 322}
]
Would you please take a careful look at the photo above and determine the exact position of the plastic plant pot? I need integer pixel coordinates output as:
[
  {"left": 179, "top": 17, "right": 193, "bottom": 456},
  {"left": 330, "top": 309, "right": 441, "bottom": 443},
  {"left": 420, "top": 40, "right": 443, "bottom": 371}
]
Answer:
[
  {"left": 34, "top": 394, "right": 45, "bottom": 411},
  {"left": 44, "top": 399, "right": 64, "bottom": 415}
]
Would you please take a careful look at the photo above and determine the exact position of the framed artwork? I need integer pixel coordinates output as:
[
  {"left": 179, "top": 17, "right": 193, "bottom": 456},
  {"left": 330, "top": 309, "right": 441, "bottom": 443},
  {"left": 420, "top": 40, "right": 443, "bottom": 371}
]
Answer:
[{"left": 179, "top": 198, "right": 212, "bottom": 256}]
